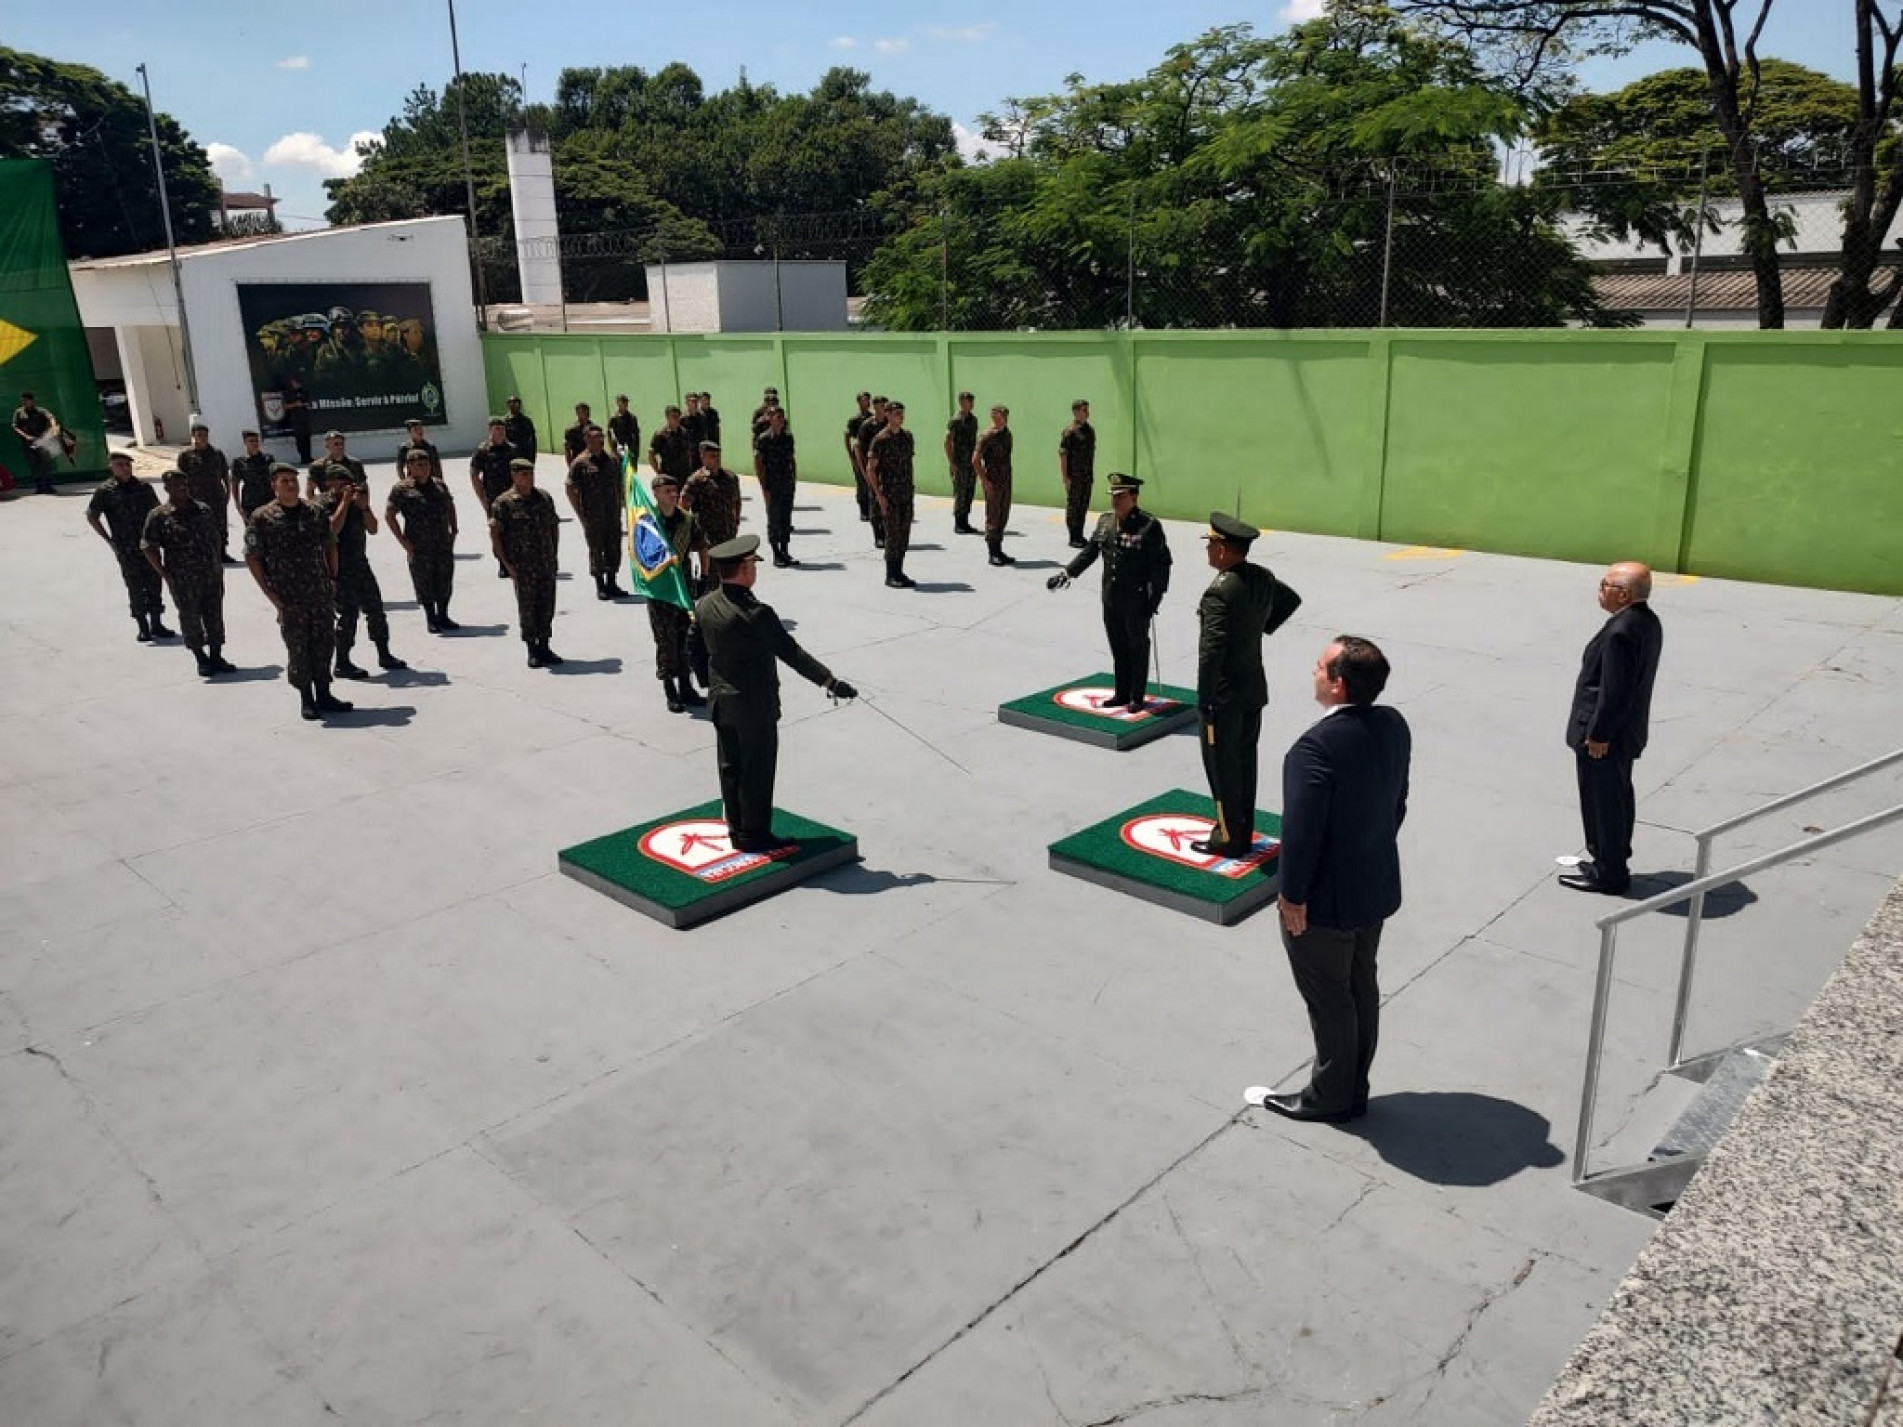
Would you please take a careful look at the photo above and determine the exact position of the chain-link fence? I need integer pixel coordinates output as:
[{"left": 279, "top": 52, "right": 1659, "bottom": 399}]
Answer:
[{"left": 471, "top": 149, "right": 1902, "bottom": 333}]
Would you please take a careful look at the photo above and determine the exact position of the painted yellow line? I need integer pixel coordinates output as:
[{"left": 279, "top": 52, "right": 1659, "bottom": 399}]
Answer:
[
  {"left": 1385, "top": 545, "right": 1465, "bottom": 560},
  {"left": 1656, "top": 572, "right": 1701, "bottom": 586}
]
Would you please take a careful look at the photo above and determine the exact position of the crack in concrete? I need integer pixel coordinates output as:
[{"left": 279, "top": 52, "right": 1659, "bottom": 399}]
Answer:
[
  {"left": 839, "top": 1113, "right": 1247, "bottom": 1425},
  {"left": 1414, "top": 1254, "right": 1539, "bottom": 1415},
  {"left": 1322, "top": 1177, "right": 1381, "bottom": 1235},
  {"left": 1077, "top": 1386, "right": 1273, "bottom": 1425},
  {"left": 1161, "top": 1189, "right": 1255, "bottom": 1374}
]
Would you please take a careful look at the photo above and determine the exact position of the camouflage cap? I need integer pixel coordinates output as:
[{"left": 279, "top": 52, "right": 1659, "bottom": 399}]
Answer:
[
  {"left": 160, "top": 467, "right": 188, "bottom": 484},
  {"left": 698, "top": 440, "right": 721, "bottom": 453},
  {"left": 509, "top": 457, "right": 536, "bottom": 471},
  {"left": 651, "top": 471, "right": 682, "bottom": 489},
  {"left": 108, "top": 449, "right": 135, "bottom": 464},
  {"left": 270, "top": 461, "right": 300, "bottom": 475},
  {"left": 321, "top": 462, "right": 356, "bottom": 484}
]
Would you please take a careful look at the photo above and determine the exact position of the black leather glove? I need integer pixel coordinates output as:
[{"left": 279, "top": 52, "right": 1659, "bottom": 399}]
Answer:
[
  {"left": 1046, "top": 573, "right": 1070, "bottom": 591},
  {"left": 829, "top": 679, "right": 857, "bottom": 700}
]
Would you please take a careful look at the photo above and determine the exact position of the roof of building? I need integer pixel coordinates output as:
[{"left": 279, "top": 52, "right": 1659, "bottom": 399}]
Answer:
[
  {"left": 68, "top": 214, "right": 462, "bottom": 271},
  {"left": 1596, "top": 264, "right": 1852, "bottom": 313},
  {"left": 217, "top": 191, "right": 279, "bottom": 210}
]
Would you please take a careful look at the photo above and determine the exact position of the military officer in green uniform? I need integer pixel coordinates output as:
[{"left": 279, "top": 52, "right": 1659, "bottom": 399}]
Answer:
[
  {"left": 974, "top": 404, "right": 1015, "bottom": 566},
  {"left": 1194, "top": 512, "right": 1303, "bottom": 856},
  {"left": 680, "top": 441, "right": 742, "bottom": 593},
  {"left": 176, "top": 420, "right": 234, "bottom": 563},
  {"left": 648, "top": 405, "right": 696, "bottom": 486},
  {"left": 751, "top": 405, "right": 799, "bottom": 568},
  {"left": 645, "top": 471, "right": 703, "bottom": 713},
  {"left": 502, "top": 396, "right": 537, "bottom": 463},
  {"left": 1058, "top": 398, "right": 1096, "bottom": 549},
  {"left": 395, "top": 418, "right": 445, "bottom": 485},
  {"left": 231, "top": 429, "right": 276, "bottom": 523},
  {"left": 856, "top": 396, "right": 889, "bottom": 548},
  {"left": 246, "top": 464, "right": 353, "bottom": 721},
  {"left": 566, "top": 423, "right": 628, "bottom": 601},
  {"left": 85, "top": 451, "right": 174, "bottom": 642},
  {"left": 386, "top": 448, "right": 460, "bottom": 631},
  {"left": 142, "top": 469, "right": 233, "bottom": 677},
  {"left": 490, "top": 457, "right": 564, "bottom": 668},
  {"left": 866, "top": 400, "right": 918, "bottom": 588},
  {"left": 470, "top": 417, "right": 517, "bottom": 577},
  {"left": 944, "top": 391, "right": 979, "bottom": 535},
  {"left": 317, "top": 463, "right": 408, "bottom": 679},
  {"left": 607, "top": 394, "right": 641, "bottom": 463},
  {"left": 1046, "top": 473, "right": 1170, "bottom": 708},
  {"left": 694, "top": 533, "right": 857, "bottom": 852},
  {"left": 845, "top": 391, "right": 874, "bottom": 525},
  {"left": 750, "top": 387, "right": 782, "bottom": 439},
  {"left": 306, "top": 430, "right": 366, "bottom": 498},
  {"left": 562, "top": 402, "right": 593, "bottom": 463}
]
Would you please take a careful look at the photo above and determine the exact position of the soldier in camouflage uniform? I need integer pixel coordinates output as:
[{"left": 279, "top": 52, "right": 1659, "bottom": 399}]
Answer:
[
  {"left": 1046, "top": 474, "right": 1171, "bottom": 709},
  {"left": 856, "top": 396, "right": 889, "bottom": 548},
  {"left": 944, "top": 391, "right": 979, "bottom": 535},
  {"left": 680, "top": 440, "right": 742, "bottom": 595},
  {"left": 844, "top": 392, "right": 874, "bottom": 524},
  {"left": 85, "top": 451, "right": 174, "bottom": 642},
  {"left": 502, "top": 396, "right": 537, "bottom": 463},
  {"left": 231, "top": 429, "right": 276, "bottom": 523},
  {"left": 395, "top": 418, "right": 445, "bottom": 484},
  {"left": 490, "top": 457, "right": 564, "bottom": 668},
  {"left": 645, "top": 471, "right": 703, "bottom": 713},
  {"left": 176, "top": 420, "right": 234, "bottom": 563},
  {"left": 316, "top": 463, "right": 408, "bottom": 678},
  {"left": 866, "top": 401, "right": 918, "bottom": 589},
  {"left": 607, "top": 394, "right": 641, "bottom": 463},
  {"left": 975, "top": 405, "right": 1016, "bottom": 566},
  {"left": 245, "top": 464, "right": 353, "bottom": 720},
  {"left": 749, "top": 387, "right": 781, "bottom": 440},
  {"left": 562, "top": 402, "right": 592, "bottom": 463},
  {"left": 306, "top": 430, "right": 366, "bottom": 498},
  {"left": 1058, "top": 398, "right": 1097, "bottom": 549},
  {"left": 648, "top": 405, "right": 696, "bottom": 486},
  {"left": 752, "top": 404, "right": 798, "bottom": 568},
  {"left": 699, "top": 392, "right": 721, "bottom": 447},
  {"left": 681, "top": 392, "right": 707, "bottom": 450},
  {"left": 386, "top": 448, "right": 460, "bottom": 632},
  {"left": 469, "top": 417, "right": 517, "bottom": 578},
  {"left": 142, "top": 469, "right": 233, "bottom": 677},
  {"left": 565, "top": 423, "right": 628, "bottom": 601}
]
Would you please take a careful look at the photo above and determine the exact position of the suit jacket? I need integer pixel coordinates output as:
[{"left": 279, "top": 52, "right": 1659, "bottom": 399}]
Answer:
[
  {"left": 1196, "top": 561, "right": 1301, "bottom": 711},
  {"left": 1566, "top": 603, "right": 1663, "bottom": 759},
  {"left": 694, "top": 582, "right": 833, "bottom": 726},
  {"left": 1279, "top": 704, "right": 1411, "bottom": 930}
]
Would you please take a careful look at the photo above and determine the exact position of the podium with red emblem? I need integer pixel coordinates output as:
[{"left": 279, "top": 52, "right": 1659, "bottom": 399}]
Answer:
[{"left": 1048, "top": 788, "right": 1281, "bottom": 925}]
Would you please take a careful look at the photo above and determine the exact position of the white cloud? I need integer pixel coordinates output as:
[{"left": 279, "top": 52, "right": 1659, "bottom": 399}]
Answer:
[
  {"left": 952, "top": 122, "right": 992, "bottom": 165},
  {"left": 276, "top": 55, "right": 310, "bottom": 70},
  {"left": 873, "top": 37, "right": 910, "bottom": 54},
  {"left": 928, "top": 22, "right": 997, "bottom": 42},
  {"left": 1280, "top": 0, "right": 1327, "bottom": 19},
  {"left": 206, "top": 142, "right": 253, "bottom": 184},
  {"left": 829, "top": 35, "right": 858, "bottom": 49},
  {"left": 263, "top": 130, "right": 379, "bottom": 179}
]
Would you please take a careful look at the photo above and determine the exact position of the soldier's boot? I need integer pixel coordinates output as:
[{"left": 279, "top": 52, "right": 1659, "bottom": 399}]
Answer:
[
  {"left": 209, "top": 645, "right": 236, "bottom": 674},
  {"left": 425, "top": 604, "right": 443, "bottom": 633},
  {"left": 497, "top": 560, "right": 510, "bottom": 579},
  {"left": 594, "top": 572, "right": 611, "bottom": 602},
  {"left": 375, "top": 640, "right": 408, "bottom": 672},
  {"left": 134, "top": 612, "right": 153, "bottom": 643},
  {"left": 987, "top": 542, "right": 1014, "bottom": 567},
  {"left": 313, "top": 681, "right": 354, "bottom": 714},
  {"left": 526, "top": 643, "right": 546, "bottom": 669},
  {"left": 298, "top": 681, "right": 320, "bottom": 722},
  {"left": 436, "top": 604, "right": 460, "bottom": 632},
  {"left": 605, "top": 574, "right": 629, "bottom": 598},
  {"left": 539, "top": 641, "right": 564, "bottom": 667},
  {"left": 191, "top": 646, "right": 213, "bottom": 677},
  {"left": 677, "top": 671, "right": 706, "bottom": 708},
  {"left": 149, "top": 613, "right": 178, "bottom": 638},
  {"left": 334, "top": 652, "right": 369, "bottom": 679},
  {"left": 884, "top": 560, "right": 915, "bottom": 590},
  {"left": 663, "top": 677, "right": 686, "bottom": 714}
]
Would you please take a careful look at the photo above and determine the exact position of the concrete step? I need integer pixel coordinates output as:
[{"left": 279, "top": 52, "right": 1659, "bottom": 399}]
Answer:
[{"left": 1652, "top": 1044, "right": 1778, "bottom": 1160}]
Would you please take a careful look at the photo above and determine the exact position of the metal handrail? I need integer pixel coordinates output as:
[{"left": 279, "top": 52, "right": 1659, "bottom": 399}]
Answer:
[
  {"left": 1667, "top": 747, "right": 1903, "bottom": 1066},
  {"left": 1573, "top": 802, "right": 1903, "bottom": 1183}
]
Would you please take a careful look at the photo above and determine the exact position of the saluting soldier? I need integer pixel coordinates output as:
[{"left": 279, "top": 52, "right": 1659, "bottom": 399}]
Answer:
[
  {"left": 607, "top": 394, "right": 641, "bottom": 463},
  {"left": 699, "top": 392, "right": 721, "bottom": 447},
  {"left": 648, "top": 405, "right": 696, "bottom": 485},
  {"left": 844, "top": 391, "right": 874, "bottom": 525},
  {"left": 231, "top": 429, "right": 276, "bottom": 523},
  {"left": 680, "top": 440, "right": 742, "bottom": 593},
  {"left": 142, "top": 469, "right": 232, "bottom": 677},
  {"left": 1058, "top": 398, "right": 1096, "bottom": 549},
  {"left": 644, "top": 471, "right": 703, "bottom": 713},
  {"left": 566, "top": 423, "right": 627, "bottom": 601},
  {"left": 681, "top": 392, "right": 707, "bottom": 450},
  {"left": 1194, "top": 512, "right": 1303, "bottom": 857},
  {"left": 395, "top": 417, "right": 444, "bottom": 485},
  {"left": 857, "top": 396, "right": 889, "bottom": 548},
  {"left": 944, "top": 390, "right": 979, "bottom": 535},
  {"left": 974, "top": 404, "right": 1016, "bottom": 567},
  {"left": 176, "top": 420, "right": 235, "bottom": 563},
  {"left": 750, "top": 387, "right": 782, "bottom": 439},
  {"left": 562, "top": 402, "right": 592, "bottom": 463},
  {"left": 502, "top": 395, "right": 538, "bottom": 463},
  {"left": 866, "top": 401, "right": 917, "bottom": 589},
  {"left": 694, "top": 533, "right": 857, "bottom": 852},
  {"left": 316, "top": 463, "right": 407, "bottom": 679},
  {"left": 85, "top": 451, "right": 174, "bottom": 642},
  {"left": 490, "top": 457, "right": 564, "bottom": 668},
  {"left": 1046, "top": 474, "right": 1170, "bottom": 709},
  {"left": 752, "top": 405, "right": 799, "bottom": 568},
  {"left": 386, "top": 448, "right": 460, "bottom": 632},
  {"left": 306, "top": 430, "right": 365, "bottom": 498},
  {"left": 246, "top": 463, "right": 353, "bottom": 721}
]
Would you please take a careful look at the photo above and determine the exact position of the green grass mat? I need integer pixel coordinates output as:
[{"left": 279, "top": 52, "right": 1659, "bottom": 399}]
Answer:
[
  {"left": 998, "top": 672, "right": 1199, "bottom": 734},
  {"left": 559, "top": 801, "right": 855, "bottom": 913},
  {"left": 1049, "top": 788, "right": 1282, "bottom": 906}
]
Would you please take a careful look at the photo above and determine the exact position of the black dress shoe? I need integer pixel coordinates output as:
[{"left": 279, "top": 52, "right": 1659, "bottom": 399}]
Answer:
[
  {"left": 1254, "top": 1091, "right": 1356, "bottom": 1124},
  {"left": 1558, "top": 871, "right": 1629, "bottom": 894},
  {"left": 1189, "top": 837, "right": 1248, "bottom": 857},
  {"left": 1068, "top": 537, "right": 1087, "bottom": 549},
  {"left": 333, "top": 659, "right": 369, "bottom": 680},
  {"left": 1096, "top": 693, "right": 1130, "bottom": 709}
]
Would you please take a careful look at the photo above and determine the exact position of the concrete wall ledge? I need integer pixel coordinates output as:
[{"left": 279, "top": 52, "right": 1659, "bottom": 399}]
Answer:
[{"left": 1530, "top": 880, "right": 1903, "bottom": 1425}]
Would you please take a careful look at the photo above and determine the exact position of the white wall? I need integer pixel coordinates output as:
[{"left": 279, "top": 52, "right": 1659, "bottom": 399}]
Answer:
[{"left": 644, "top": 260, "right": 848, "bottom": 332}]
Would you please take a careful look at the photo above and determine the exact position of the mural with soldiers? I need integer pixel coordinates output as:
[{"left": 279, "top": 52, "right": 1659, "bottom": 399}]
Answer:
[{"left": 238, "top": 282, "right": 447, "bottom": 438}]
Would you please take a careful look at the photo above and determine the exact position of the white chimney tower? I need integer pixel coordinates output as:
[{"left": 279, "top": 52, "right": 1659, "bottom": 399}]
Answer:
[{"left": 505, "top": 129, "right": 563, "bottom": 306}]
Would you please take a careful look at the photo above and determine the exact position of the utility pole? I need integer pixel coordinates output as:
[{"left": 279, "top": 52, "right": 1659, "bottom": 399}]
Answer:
[
  {"left": 446, "top": 0, "right": 490, "bottom": 327},
  {"left": 135, "top": 63, "right": 199, "bottom": 415}
]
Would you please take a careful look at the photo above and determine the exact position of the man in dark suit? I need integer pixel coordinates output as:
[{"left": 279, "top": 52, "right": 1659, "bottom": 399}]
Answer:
[
  {"left": 1560, "top": 562, "right": 1664, "bottom": 895},
  {"left": 1193, "top": 512, "right": 1302, "bottom": 856},
  {"left": 694, "top": 535, "right": 857, "bottom": 852},
  {"left": 1249, "top": 636, "right": 1411, "bottom": 1124}
]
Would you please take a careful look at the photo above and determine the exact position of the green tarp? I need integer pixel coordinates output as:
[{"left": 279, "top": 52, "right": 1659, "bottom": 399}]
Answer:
[{"left": 0, "top": 159, "right": 104, "bottom": 486}]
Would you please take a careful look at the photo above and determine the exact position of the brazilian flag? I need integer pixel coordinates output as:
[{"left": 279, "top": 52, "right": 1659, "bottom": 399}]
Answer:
[
  {"left": 625, "top": 455, "right": 693, "bottom": 609},
  {"left": 0, "top": 160, "right": 105, "bottom": 486}
]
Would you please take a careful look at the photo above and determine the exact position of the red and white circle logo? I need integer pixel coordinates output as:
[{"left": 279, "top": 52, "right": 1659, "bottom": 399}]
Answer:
[
  {"left": 1120, "top": 814, "right": 1278, "bottom": 878},
  {"left": 638, "top": 820, "right": 788, "bottom": 881},
  {"left": 1053, "top": 687, "right": 1179, "bottom": 722}
]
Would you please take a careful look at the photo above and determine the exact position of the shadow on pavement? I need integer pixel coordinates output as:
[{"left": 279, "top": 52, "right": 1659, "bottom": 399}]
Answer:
[
  {"left": 381, "top": 668, "right": 449, "bottom": 689},
  {"left": 1628, "top": 869, "right": 1760, "bottom": 919},
  {"left": 213, "top": 664, "right": 284, "bottom": 683},
  {"left": 912, "top": 582, "right": 975, "bottom": 594},
  {"left": 439, "top": 623, "right": 508, "bottom": 638},
  {"left": 1341, "top": 1090, "right": 1566, "bottom": 1187},
  {"left": 789, "top": 562, "right": 846, "bottom": 572},
  {"left": 549, "top": 658, "right": 623, "bottom": 676},
  {"left": 813, "top": 865, "right": 939, "bottom": 894},
  {"left": 322, "top": 705, "right": 417, "bottom": 728}
]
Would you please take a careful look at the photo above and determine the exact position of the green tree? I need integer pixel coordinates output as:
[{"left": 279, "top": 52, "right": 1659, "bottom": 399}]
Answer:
[
  {"left": 863, "top": 10, "right": 1630, "bottom": 330},
  {"left": 0, "top": 46, "right": 218, "bottom": 259}
]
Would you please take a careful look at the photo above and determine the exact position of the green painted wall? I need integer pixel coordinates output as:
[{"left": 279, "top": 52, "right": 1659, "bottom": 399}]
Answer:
[{"left": 482, "top": 329, "right": 1903, "bottom": 596}]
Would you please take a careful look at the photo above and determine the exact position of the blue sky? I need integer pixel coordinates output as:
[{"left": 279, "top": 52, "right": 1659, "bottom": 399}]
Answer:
[{"left": 8, "top": 0, "right": 1857, "bottom": 233}]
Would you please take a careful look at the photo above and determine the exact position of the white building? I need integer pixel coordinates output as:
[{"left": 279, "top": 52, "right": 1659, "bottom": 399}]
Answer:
[
  {"left": 70, "top": 216, "right": 487, "bottom": 455},
  {"left": 646, "top": 261, "right": 849, "bottom": 333}
]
